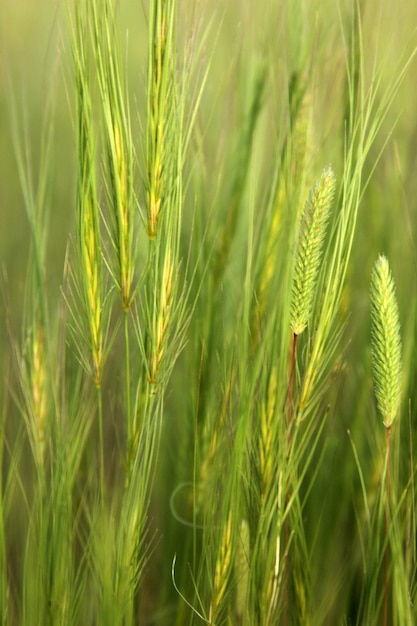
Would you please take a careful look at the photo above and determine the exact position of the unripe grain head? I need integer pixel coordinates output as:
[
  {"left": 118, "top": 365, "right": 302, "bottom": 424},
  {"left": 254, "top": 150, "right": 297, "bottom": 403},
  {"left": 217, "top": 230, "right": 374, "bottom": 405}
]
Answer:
[
  {"left": 290, "top": 166, "right": 336, "bottom": 335},
  {"left": 370, "top": 255, "right": 402, "bottom": 427}
]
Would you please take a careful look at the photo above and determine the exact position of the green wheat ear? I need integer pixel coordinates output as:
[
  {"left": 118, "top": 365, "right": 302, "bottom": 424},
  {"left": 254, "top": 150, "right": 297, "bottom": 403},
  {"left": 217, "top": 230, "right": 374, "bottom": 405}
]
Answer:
[
  {"left": 290, "top": 165, "right": 336, "bottom": 335},
  {"left": 370, "top": 255, "right": 402, "bottom": 428}
]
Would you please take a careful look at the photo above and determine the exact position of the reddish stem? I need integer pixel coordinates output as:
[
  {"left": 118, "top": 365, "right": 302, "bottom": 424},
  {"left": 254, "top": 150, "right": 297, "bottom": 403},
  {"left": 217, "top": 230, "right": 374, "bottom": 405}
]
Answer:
[{"left": 384, "top": 424, "right": 392, "bottom": 626}]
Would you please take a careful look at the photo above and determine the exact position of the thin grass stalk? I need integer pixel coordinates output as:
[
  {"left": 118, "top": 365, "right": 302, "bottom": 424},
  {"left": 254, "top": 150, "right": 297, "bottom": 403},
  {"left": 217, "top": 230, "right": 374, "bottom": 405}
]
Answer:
[{"left": 124, "top": 311, "right": 132, "bottom": 446}]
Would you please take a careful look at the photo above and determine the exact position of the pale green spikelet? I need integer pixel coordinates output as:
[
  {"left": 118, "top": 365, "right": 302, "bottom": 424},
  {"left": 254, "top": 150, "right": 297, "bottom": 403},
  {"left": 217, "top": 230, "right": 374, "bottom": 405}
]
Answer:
[
  {"left": 370, "top": 255, "right": 402, "bottom": 428},
  {"left": 290, "top": 166, "right": 336, "bottom": 335}
]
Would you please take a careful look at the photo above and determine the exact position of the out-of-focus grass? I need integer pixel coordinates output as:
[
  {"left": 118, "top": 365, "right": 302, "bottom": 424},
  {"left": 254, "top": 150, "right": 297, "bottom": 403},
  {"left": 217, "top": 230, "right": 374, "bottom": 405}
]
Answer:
[{"left": 1, "top": 1, "right": 68, "bottom": 324}]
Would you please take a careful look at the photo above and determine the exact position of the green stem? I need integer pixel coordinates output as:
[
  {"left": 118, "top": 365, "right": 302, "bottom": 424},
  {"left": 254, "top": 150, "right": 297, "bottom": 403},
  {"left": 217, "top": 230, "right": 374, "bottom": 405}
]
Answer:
[
  {"left": 125, "top": 311, "right": 132, "bottom": 449},
  {"left": 97, "top": 386, "right": 105, "bottom": 507}
]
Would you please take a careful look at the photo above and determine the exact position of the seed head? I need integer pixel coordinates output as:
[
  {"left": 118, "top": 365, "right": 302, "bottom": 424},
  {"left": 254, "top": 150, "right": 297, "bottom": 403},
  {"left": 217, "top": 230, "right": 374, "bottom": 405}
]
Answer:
[
  {"left": 290, "top": 166, "right": 336, "bottom": 335},
  {"left": 370, "top": 255, "right": 402, "bottom": 427}
]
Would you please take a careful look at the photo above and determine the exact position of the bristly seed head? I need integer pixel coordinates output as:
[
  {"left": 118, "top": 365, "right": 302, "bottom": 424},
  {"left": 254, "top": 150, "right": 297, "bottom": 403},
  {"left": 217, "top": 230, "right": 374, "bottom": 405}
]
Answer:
[
  {"left": 290, "top": 165, "right": 336, "bottom": 335},
  {"left": 370, "top": 255, "right": 402, "bottom": 428}
]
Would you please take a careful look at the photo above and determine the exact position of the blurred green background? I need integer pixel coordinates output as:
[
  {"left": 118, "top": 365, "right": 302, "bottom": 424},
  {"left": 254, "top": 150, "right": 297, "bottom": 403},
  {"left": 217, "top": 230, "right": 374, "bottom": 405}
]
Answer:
[{"left": 1, "top": 0, "right": 70, "bottom": 324}]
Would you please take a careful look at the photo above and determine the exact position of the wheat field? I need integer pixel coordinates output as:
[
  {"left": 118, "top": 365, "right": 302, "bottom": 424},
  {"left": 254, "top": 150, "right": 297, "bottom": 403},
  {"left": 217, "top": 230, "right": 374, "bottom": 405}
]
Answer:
[{"left": 1, "top": 1, "right": 417, "bottom": 624}]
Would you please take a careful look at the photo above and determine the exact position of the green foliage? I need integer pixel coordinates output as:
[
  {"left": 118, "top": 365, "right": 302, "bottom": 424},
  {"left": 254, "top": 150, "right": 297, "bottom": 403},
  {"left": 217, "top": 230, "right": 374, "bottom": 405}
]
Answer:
[{"left": 1, "top": 1, "right": 417, "bottom": 625}]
